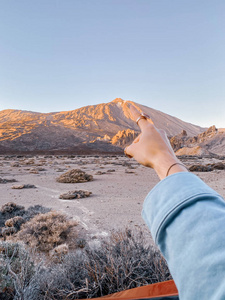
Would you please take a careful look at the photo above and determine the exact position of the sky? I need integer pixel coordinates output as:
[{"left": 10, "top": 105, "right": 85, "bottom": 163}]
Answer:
[{"left": 0, "top": 0, "right": 224, "bottom": 128}]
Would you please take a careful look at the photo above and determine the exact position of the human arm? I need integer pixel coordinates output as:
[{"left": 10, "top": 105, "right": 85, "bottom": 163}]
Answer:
[
  {"left": 142, "top": 172, "right": 225, "bottom": 299},
  {"left": 125, "top": 104, "right": 225, "bottom": 299}
]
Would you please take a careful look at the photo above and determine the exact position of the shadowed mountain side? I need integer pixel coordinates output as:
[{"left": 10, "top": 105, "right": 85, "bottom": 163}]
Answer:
[{"left": 0, "top": 98, "right": 205, "bottom": 153}]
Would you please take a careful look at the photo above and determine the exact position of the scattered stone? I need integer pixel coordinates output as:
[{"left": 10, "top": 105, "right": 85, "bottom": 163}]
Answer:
[
  {"left": 0, "top": 178, "right": 17, "bottom": 184},
  {"left": 127, "top": 165, "right": 137, "bottom": 169},
  {"left": 56, "top": 168, "right": 66, "bottom": 172},
  {"left": 189, "top": 162, "right": 225, "bottom": 172},
  {"left": 37, "top": 167, "right": 46, "bottom": 171},
  {"left": 59, "top": 190, "right": 92, "bottom": 200},
  {"left": 95, "top": 171, "right": 106, "bottom": 175},
  {"left": 29, "top": 169, "right": 39, "bottom": 174},
  {"left": 189, "top": 165, "right": 211, "bottom": 172},
  {"left": 11, "top": 184, "right": 36, "bottom": 189},
  {"left": 213, "top": 162, "right": 225, "bottom": 170},
  {"left": 24, "top": 159, "right": 35, "bottom": 165},
  {"left": 56, "top": 169, "right": 93, "bottom": 183},
  {"left": 107, "top": 169, "right": 115, "bottom": 172},
  {"left": 11, "top": 162, "right": 20, "bottom": 167},
  {"left": 125, "top": 169, "right": 135, "bottom": 174},
  {"left": 29, "top": 167, "right": 46, "bottom": 173}
]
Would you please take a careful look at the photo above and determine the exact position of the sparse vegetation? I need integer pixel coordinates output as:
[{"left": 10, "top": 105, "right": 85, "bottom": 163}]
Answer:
[
  {"left": 0, "top": 229, "right": 172, "bottom": 299},
  {"left": 56, "top": 169, "right": 93, "bottom": 183},
  {"left": 15, "top": 211, "right": 78, "bottom": 253},
  {"left": 0, "top": 202, "right": 51, "bottom": 239}
]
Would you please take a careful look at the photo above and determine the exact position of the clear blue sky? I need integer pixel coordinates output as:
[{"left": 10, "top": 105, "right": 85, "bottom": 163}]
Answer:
[{"left": 0, "top": 0, "right": 224, "bottom": 128}]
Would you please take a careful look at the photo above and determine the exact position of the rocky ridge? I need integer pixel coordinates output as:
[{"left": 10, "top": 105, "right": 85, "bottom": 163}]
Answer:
[
  {"left": 171, "top": 126, "right": 225, "bottom": 156},
  {"left": 1, "top": 98, "right": 223, "bottom": 155}
]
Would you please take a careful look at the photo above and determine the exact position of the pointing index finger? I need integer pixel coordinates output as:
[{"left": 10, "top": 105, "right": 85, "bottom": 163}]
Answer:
[{"left": 129, "top": 104, "right": 153, "bottom": 131}]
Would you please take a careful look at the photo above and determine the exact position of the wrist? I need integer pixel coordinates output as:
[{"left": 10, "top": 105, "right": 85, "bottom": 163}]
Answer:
[{"left": 153, "top": 154, "right": 188, "bottom": 180}]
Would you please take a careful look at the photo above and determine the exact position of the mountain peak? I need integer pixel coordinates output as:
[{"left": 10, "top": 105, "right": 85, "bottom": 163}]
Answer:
[
  {"left": 0, "top": 99, "right": 208, "bottom": 154},
  {"left": 111, "top": 98, "right": 125, "bottom": 103}
]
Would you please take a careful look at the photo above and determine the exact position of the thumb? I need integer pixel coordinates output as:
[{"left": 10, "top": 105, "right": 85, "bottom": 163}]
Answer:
[
  {"left": 124, "top": 141, "right": 139, "bottom": 159},
  {"left": 124, "top": 134, "right": 141, "bottom": 158}
]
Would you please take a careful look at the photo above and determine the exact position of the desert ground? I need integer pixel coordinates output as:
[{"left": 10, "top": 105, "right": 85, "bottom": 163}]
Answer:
[{"left": 0, "top": 154, "right": 225, "bottom": 243}]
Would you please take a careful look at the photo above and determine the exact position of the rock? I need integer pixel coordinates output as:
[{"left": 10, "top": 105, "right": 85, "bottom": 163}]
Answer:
[
  {"left": 189, "top": 164, "right": 212, "bottom": 172},
  {"left": 59, "top": 190, "right": 92, "bottom": 200},
  {"left": 111, "top": 129, "right": 138, "bottom": 146},
  {"left": 107, "top": 169, "right": 115, "bottom": 172},
  {"left": 211, "top": 162, "right": 225, "bottom": 170},
  {"left": 176, "top": 146, "right": 210, "bottom": 156},
  {"left": 170, "top": 130, "right": 189, "bottom": 151},
  {"left": 11, "top": 184, "right": 36, "bottom": 189},
  {"left": 95, "top": 171, "right": 106, "bottom": 175},
  {"left": 0, "top": 178, "right": 17, "bottom": 184},
  {"left": 189, "top": 162, "right": 225, "bottom": 172},
  {"left": 37, "top": 167, "right": 46, "bottom": 171},
  {"left": 125, "top": 169, "right": 135, "bottom": 174},
  {"left": 56, "top": 168, "right": 66, "bottom": 172},
  {"left": 11, "top": 162, "right": 20, "bottom": 167},
  {"left": 56, "top": 169, "right": 93, "bottom": 183},
  {"left": 29, "top": 169, "right": 39, "bottom": 174}
]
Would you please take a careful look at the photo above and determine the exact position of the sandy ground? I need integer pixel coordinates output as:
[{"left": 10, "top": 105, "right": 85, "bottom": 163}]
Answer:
[{"left": 0, "top": 155, "right": 225, "bottom": 242}]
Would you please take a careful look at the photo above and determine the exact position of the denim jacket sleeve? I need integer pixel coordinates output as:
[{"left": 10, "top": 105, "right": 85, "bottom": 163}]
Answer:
[{"left": 142, "top": 172, "right": 225, "bottom": 299}]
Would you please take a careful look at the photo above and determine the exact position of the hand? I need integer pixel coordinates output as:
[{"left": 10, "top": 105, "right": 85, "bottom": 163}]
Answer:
[{"left": 124, "top": 104, "right": 187, "bottom": 180}]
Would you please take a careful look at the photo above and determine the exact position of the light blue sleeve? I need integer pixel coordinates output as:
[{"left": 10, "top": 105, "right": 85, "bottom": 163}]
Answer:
[{"left": 142, "top": 172, "right": 225, "bottom": 299}]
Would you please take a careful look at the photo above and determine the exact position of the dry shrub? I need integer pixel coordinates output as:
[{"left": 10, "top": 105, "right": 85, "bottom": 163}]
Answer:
[
  {"left": 56, "top": 169, "right": 93, "bottom": 183},
  {"left": 0, "top": 242, "right": 36, "bottom": 300},
  {"left": 5, "top": 216, "right": 25, "bottom": 230},
  {"left": 82, "top": 229, "right": 171, "bottom": 297},
  {"left": 15, "top": 211, "right": 78, "bottom": 253},
  {"left": 0, "top": 203, "right": 51, "bottom": 238},
  {"left": 36, "top": 229, "right": 171, "bottom": 299},
  {"left": 0, "top": 229, "right": 172, "bottom": 299},
  {"left": 1, "top": 202, "right": 24, "bottom": 216},
  {"left": 49, "top": 243, "right": 69, "bottom": 262},
  {"left": 2, "top": 227, "right": 16, "bottom": 238}
]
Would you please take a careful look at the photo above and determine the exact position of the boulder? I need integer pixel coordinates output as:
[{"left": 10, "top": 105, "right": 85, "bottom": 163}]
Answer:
[{"left": 59, "top": 190, "right": 92, "bottom": 200}]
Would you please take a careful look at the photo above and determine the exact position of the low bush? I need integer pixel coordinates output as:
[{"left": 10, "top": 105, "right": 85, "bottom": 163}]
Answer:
[
  {"left": 0, "top": 242, "right": 36, "bottom": 300},
  {"left": 15, "top": 211, "right": 78, "bottom": 253},
  {"left": 0, "top": 229, "right": 172, "bottom": 299},
  {"left": 0, "top": 202, "right": 51, "bottom": 234},
  {"left": 56, "top": 169, "right": 93, "bottom": 183}
]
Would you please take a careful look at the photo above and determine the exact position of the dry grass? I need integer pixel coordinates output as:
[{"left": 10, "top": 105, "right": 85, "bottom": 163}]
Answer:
[
  {"left": 14, "top": 211, "right": 78, "bottom": 253},
  {"left": 0, "top": 229, "right": 172, "bottom": 299}
]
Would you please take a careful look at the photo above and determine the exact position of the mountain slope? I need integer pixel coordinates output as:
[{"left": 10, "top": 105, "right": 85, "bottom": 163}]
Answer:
[
  {"left": 171, "top": 126, "right": 225, "bottom": 156},
  {"left": 0, "top": 98, "right": 205, "bottom": 153}
]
